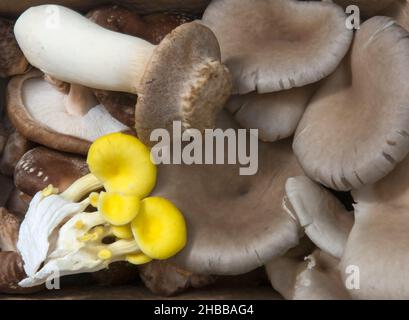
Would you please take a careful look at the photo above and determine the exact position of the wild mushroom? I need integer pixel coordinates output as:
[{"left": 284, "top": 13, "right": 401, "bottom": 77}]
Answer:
[
  {"left": 340, "top": 154, "right": 409, "bottom": 299},
  {"left": 0, "top": 130, "right": 34, "bottom": 176},
  {"left": 293, "top": 16, "right": 409, "bottom": 191},
  {"left": 225, "top": 85, "right": 317, "bottom": 142},
  {"left": 334, "top": 0, "right": 395, "bottom": 17},
  {"left": 7, "top": 70, "right": 129, "bottom": 155},
  {"left": 14, "top": 147, "right": 89, "bottom": 196},
  {"left": 5, "top": 189, "right": 32, "bottom": 218},
  {"left": 152, "top": 111, "right": 303, "bottom": 275},
  {"left": 0, "top": 207, "right": 20, "bottom": 252},
  {"left": 14, "top": 5, "right": 232, "bottom": 145},
  {"left": 285, "top": 176, "right": 354, "bottom": 259},
  {"left": 0, "top": 18, "right": 29, "bottom": 77},
  {"left": 201, "top": 0, "right": 352, "bottom": 94}
]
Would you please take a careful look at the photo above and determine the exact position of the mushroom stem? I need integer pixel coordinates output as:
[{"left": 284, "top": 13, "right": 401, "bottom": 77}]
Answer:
[
  {"left": 65, "top": 84, "right": 98, "bottom": 116},
  {"left": 60, "top": 173, "right": 102, "bottom": 202},
  {"left": 15, "top": 5, "right": 155, "bottom": 94},
  {"left": 105, "top": 239, "right": 140, "bottom": 259}
]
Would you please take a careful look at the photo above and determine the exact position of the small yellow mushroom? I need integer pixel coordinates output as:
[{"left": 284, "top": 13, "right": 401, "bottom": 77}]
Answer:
[
  {"left": 131, "top": 197, "right": 187, "bottom": 260},
  {"left": 126, "top": 252, "right": 152, "bottom": 265},
  {"left": 87, "top": 133, "right": 157, "bottom": 198},
  {"left": 112, "top": 224, "right": 133, "bottom": 239},
  {"left": 99, "top": 192, "right": 141, "bottom": 226}
]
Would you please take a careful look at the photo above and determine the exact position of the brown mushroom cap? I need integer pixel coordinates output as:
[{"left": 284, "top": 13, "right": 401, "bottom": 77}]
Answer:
[
  {"left": 0, "top": 131, "right": 34, "bottom": 176},
  {"left": 202, "top": 0, "right": 352, "bottom": 94},
  {"left": 7, "top": 70, "right": 128, "bottom": 155},
  {"left": 225, "top": 85, "right": 316, "bottom": 142},
  {"left": 294, "top": 16, "right": 409, "bottom": 191},
  {"left": 139, "top": 261, "right": 216, "bottom": 296},
  {"left": 14, "top": 147, "right": 89, "bottom": 196},
  {"left": 334, "top": 0, "right": 395, "bottom": 17},
  {"left": 136, "top": 22, "right": 232, "bottom": 145},
  {"left": 0, "top": 174, "right": 13, "bottom": 207},
  {"left": 0, "top": 207, "right": 20, "bottom": 252},
  {"left": 5, "top": 189, "right": 32, "bottom": 218},
  {"left": 382, "top": 0, "right": 409, "bottom": 30},
  {"left": 151, "top": 111, "right": 302, "bottom": 275},
  {"left": 0, "top": 18, "right": 29, "bottom": 77}
]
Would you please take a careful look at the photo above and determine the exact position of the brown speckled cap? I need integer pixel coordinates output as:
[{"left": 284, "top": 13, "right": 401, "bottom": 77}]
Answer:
[
  {"left": 14, "top": 147, "right": 89, "bottom": 196},
  {"left": 136, "top": 22, "right": 232, "bottom": 145}
]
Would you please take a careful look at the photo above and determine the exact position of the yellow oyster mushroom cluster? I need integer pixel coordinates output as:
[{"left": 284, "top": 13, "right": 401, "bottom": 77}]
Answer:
[{"left": 86, "top": 133, "right": 187, "bottom": 263}]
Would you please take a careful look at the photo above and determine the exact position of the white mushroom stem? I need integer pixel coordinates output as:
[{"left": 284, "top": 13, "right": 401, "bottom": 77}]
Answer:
[
  {"left": 15, "top": 5, "right": 155, "bottom": 94},
  {"left": 60, "top": 173, "right": 103, "bottom": 202},
  {"left": 285, "top": 176, "right": 354, "bottom": 258},
  {"left": 65, "top": 84, "right": 98, "bottom": 116}
]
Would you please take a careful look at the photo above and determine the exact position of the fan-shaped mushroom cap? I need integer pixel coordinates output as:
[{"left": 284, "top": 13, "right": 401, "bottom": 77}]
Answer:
[
  {"left": 14, "top": 147, "right": 89, "bottom": 196},
  {"left": 7, "top": 70, "right": 129, "bottom": 155},
  {"left": 202, "top": 0, "right": 352, "bottom": 94},
  {"left": 152, "top": 111, "right": 303, "bottom": 275},
  {"left": 0, "top": 18, "right": 29, "bottom": 77},
  {"left": 267, "top": 249, "right": 350, "bottom": 300},
  {"left": 335, "top": 0, "right": 395, "bottom": 17},
  {"left": 225, "top": 85, "right": 316, "bottom": 142},
  {"left": 294, "top": 17, "right": 409, "bottom": 191},
  {"left": 285, "top": 176, "right": 354, "bottom": 258},
  {"left": 340, "top": 155, "right": 409, "bottom": 299}
]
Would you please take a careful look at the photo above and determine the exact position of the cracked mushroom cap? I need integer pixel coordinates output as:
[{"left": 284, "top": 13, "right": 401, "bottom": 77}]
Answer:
[
  {"left": 14, "top": 147, "right": 89, "bottom": 196},
  {"left": 135, "top": 22, "right": 232, "bottom": 145},
  {"left": 294, "top": 17, "right": 409, "bottom": 191},
  {"left": 202, "top": 0, "right": 352, "bottom": 94},
  {"left": 267, "top": 249, "right": 350, "bottom": 300},
  {"left": 225, "top": 85, "right": 316, "bottom": 142},
  {"left": 0, "top": 18, "right": 29, "bottom": 77},
  {"left": 7, "top": 70, "right": 129, "bottom": 155},
  {"left": 340, "top": 155, "right": 409, "bottom": 299},
  {"left": 285, "top": 176, "right": 354, "bottom": 259},
  {"left": 335, "top": 0, "right": 395, "bottom": 17},
  {"left": 152, "top": 111, "right": 303, "bottom": 275}
]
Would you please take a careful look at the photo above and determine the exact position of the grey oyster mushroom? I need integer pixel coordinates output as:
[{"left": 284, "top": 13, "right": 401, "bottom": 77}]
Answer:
[
  {"left": 294, "top": 17, "right": 409, "bottom": 191},
  {"left": 153, "top": 111, "right": 303, "bottom": 275},
  {"left": 14, "top": 5, "right": 232, "bottom": 146},
  {"left": 201, "top": 0, "right": 352, "bottom": 94}
]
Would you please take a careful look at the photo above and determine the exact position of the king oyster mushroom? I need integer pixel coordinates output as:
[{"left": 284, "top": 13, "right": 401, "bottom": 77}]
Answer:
[
  {"left": 14, "top": 5, "right": 232, "bottom": 146},
  {"left": 294, "top": 16, "right": 409, "bottom": 191},
  {"left": 151, "top": 111, "right": 303, "bottom": 275}
]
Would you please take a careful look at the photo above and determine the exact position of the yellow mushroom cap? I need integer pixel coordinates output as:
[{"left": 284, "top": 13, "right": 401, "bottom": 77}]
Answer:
[
  {"left": 87, "top": 133, "right": 157, "bottom": 198},
  {"left": 131, "top": 197, "right": 187, "bottom": 260},
  {"left": 99, "top": 192, "right": 141, "bottom": 226},
  {"left": 126, "top": 252, "right": 153, "bottom": 265},
  {"left": 112, "top": 224, "right": 133, "bottom": 239}
]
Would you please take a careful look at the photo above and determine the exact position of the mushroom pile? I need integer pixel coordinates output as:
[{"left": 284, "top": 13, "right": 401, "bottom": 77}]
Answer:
[{"left": 1, "top": 0, "right": 409, "bottom": 300}]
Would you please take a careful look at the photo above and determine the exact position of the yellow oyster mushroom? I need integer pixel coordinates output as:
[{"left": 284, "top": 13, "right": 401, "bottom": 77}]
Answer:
[
  {"left": 87, "top": 132, "right": 157, "bottom": 198},
  {"left": 98, "top": 192, "right": 141, "bottom": 226},
  {"left": 112, "top": 224, "right": 134, "bottom": 239},
  {"left": 126, "top": 252, "right": 153, "bottom": 265},
  {"left": 131, "top": 197, "right": 187, "bottom": 260}
]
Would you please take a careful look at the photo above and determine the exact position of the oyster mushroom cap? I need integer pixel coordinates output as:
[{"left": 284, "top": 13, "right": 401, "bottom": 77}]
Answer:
[
  {"left": 285, "top": 176, "right": 354, "bottom": 259},
  {"left": 0, "top": 18, "right": 29, "bottom": 77},
  {"left": 14, "top": 147, "right": 89, "bottom": 196},
  {"left": 201, "top": 0, "right": 352, "bottom": 94},
  {"left": 153, "top": 111, "right": 303, "bottom": 275},
  {"left": 7, "top": 70, "right": 129, "bottom": 155},
  {"left": 15, "top": 5, "right": 232, "bottom": 146},
  {"left": 294, "top": 17, "right": 409, "bottom": 191},
  {"left": 267, "top": 249, "right": 350, "bottom": 300},
  {"left": 225, "top": 85, "right": 316, "bottom": 142}
]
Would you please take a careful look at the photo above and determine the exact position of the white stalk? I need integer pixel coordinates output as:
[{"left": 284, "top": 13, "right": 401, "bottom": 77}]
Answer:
[{"left": 15, "top": 5, "right": 155, "bottom": 94}]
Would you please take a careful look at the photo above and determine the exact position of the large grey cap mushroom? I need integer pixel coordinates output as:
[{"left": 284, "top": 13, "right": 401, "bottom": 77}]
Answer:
[
  {"left": 293, "top": 17, "right": 409, "bottom": 191},
  {"left": 225, "top": 85, "right": 316, "bottom": 142},
  {"left": 285, "top": 176, "right": 354, "bottom": 259},
  {"left": 340, "top": 155, "right": 409, "bottom": 299},
  {"left": 153, "top": 111, "right": 303, "bottom": 275},
  {"left": 14, "top": 5, "right": 232, "bottom": 146},
  {"left": 7, "top": 70, "right": 129, "bottom": 155},
  {"left": 201, "top": 0, "right": 352, "bottom": 94}
]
